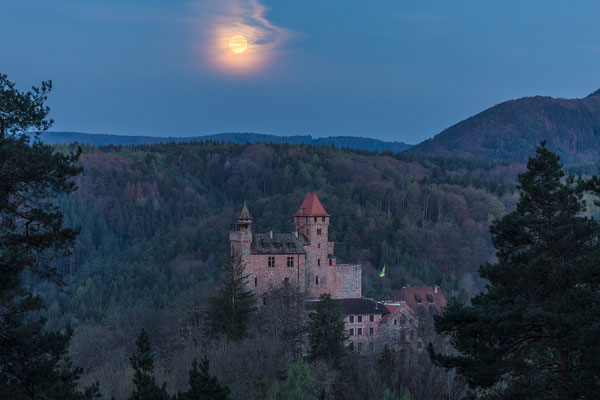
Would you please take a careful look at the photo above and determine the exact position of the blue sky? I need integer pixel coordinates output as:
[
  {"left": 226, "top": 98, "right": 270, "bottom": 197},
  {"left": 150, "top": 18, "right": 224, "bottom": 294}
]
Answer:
[{"left": 2, "top": 0, "right": 599, "bottom": 143}]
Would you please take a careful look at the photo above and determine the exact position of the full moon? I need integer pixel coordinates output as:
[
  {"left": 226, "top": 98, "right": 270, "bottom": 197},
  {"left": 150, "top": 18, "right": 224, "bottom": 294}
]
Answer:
[{"left": 228, "top": 34, "right": 248, "bottom": 54}]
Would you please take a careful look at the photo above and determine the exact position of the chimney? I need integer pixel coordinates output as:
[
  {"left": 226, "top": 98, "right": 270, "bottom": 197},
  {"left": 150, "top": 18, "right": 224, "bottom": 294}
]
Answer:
[
  {"left": 269, "top": 230, "right": 273, "bottom": 239},
  {"left": 434, "top": 286, "right": 438, "bottom": 294}
]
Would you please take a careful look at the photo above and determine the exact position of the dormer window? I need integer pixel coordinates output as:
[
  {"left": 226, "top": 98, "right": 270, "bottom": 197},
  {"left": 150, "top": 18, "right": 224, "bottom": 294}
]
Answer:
[{"left": 427, "top": 294, "right": 434, "bottom": 304}]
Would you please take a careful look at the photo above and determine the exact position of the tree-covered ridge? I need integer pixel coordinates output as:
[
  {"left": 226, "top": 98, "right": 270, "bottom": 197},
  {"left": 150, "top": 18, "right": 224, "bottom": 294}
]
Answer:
[
  {"left": 40, "top": 131, "right": 413, "bottom": 153},
  {"left": 410, "top": 90, "right": 600, "bottom": 163}
]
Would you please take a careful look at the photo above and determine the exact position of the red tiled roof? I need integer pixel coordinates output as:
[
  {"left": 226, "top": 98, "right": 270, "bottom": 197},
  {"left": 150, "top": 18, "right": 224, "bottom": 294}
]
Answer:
[
  {"left": 393, "top": 286, "right": 447, "bottom": 314},
  {"left": 293, "top": 193, "right": 330, "bottom": 217},
  {"left": 238, "top": 202, "right": 252, "bottom": 220},
  {"left": 380, "top": 304, "right": 400, "bottom": 323}
]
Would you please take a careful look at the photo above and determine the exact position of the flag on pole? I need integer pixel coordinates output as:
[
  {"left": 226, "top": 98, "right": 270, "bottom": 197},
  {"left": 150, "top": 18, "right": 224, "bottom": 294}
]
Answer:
[{"left": 379, "top": 265, "right": 386, "bottom": 278}]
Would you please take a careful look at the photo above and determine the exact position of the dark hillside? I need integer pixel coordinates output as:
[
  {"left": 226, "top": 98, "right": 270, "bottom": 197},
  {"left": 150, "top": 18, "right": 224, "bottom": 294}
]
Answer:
[{"left": 410, "top": 90, "right": 600, "bottom": 163}]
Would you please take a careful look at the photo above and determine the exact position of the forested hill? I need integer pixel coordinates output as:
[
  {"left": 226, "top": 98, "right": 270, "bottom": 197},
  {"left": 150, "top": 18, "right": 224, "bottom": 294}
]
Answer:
[
  {"left": 41, "top": 131, "right": 413, "bottom": 153},
  {"left": 410, "top": 89, "right": 600, "bottom": 163}
]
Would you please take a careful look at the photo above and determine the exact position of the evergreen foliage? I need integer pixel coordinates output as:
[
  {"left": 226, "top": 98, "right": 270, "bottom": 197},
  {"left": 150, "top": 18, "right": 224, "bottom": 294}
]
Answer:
[
  {"left": 307, "top": 294, "right": 346, "bottom": 363},
  {"left": 279, "top": 359, "right": 315, "bottom": 400},
  {"left": 0, "top": 73, "right": 98, "bottom": 399},
  {"left": 430, "top": 142, "right": 600, "bottom": 399},
  {"left": 129, "top": 329, "right": 170, "bottom": 400},
  {"left": 209, "top": 252, "right": 256, "bottom": 340},
  {"left": 178, "top": 356, "right": 230, "bottom": 400}
]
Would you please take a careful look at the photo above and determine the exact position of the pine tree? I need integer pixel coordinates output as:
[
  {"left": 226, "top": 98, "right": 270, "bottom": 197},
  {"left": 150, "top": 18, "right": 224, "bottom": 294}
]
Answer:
[
  {"left": 307, "top": 294, "right": 346, "bottom": 363},
  {"left": 429, "top": 143, "right": 600, "bottom": 399},
  {"left": 129, "top": 329, "right": 170, "bottom": 400},
  {"left": 278, "top": 359, "right": 315, "bottom": 400},
  {"left": 209, "top": 252, "right": 256, "bottom": 340},
  {"left": 0, "top": 73, "right": 99, "bottom": 399},
  {"left": 178, "top": 356, "right": 230, "bottom": 400}
]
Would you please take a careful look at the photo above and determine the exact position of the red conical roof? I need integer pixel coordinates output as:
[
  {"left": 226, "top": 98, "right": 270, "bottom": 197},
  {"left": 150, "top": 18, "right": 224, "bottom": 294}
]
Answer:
[
  {"left": 238, "top": 202, "right": 252, "bottom": 220},
  {"left": 293, "top": 193, "right": 330, "bottom": 217}
]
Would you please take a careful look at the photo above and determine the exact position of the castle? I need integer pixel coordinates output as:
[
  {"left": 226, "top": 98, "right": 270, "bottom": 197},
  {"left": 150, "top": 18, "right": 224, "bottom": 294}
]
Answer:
[
  {"left": 229, "top": 193, "right": 446, "bottom": 352},
  {"left": 229, "top": 193, "right": 361, "bottom": 301}
]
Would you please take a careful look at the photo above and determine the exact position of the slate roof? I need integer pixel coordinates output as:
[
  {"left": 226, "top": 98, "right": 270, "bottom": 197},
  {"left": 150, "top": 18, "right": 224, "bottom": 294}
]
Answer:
[
  {"left": 393, "top": 286, "right": 447, "bottom": 314},
  {"left": 305, "top": 298, "right": 390, "bottom": 317},
  {"left": 250, "top": 233, "right": 307, "bottom": 255},
  {"left": 293, "top": 193, "right": 330, "bottom": 217}
]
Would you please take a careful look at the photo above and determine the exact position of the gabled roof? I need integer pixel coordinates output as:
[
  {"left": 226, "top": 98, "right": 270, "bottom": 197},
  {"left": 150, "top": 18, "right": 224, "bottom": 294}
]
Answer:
[
  {"left": 393, "top": 286, "right": 447, "bottom": 314},
  {"left": 305, "top": 298, "right": 389, "bottom": 316},
  {"left": 238, "top": 202, "right": 252, "bottom": 220},
  {"left": 250, "top": 233, "right": 307, "bottom": 255},
  {"left": 293, "top": 193, "right": 330, "bottom": 217}
]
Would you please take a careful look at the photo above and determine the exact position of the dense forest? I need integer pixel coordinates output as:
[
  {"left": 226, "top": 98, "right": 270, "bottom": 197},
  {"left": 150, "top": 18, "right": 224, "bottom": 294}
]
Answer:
[{"left": 21, "top": 139, "right": 525, "bottom": 398}]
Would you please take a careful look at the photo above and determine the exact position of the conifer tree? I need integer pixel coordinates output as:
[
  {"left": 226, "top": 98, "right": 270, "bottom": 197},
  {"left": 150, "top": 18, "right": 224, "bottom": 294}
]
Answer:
[
  {"left": 178, "top": 356, "right": 230, "bottom": 400},
  {"left": 0, "top": 73, "right": 98, "bottom": 399},
  {"left": 429, "top": 143, "right": 600, "bottom": 399},
  {"left": 307, "top": 294, "right": 346, "bottom": 363},
  {"left": 129, "top": 329, "right": 170, "bottom": 400},
  {"left": 209, "top": 252, "right": 256, "bottom": 340}
]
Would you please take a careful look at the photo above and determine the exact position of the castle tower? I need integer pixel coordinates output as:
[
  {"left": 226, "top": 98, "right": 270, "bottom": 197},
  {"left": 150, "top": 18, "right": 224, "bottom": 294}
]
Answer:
[
  {"left": 229, "top": 202, "right": 253, "bottom": 260},
  {"left": 293, "top": 193, "right": 337, "bottom": 297}
]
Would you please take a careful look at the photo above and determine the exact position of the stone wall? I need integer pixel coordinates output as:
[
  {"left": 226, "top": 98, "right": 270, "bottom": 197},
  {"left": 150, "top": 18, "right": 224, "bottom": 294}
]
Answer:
[
  {"left": 334, "top": 264, "right": 362, "bottom": 299},
  {"left": 243, "top": 253, "right": 306, "bottom": 296}
]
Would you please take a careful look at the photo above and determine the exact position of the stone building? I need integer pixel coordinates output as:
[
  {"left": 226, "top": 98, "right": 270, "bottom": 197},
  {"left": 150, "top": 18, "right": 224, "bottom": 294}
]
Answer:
[{"left": 229, "top": 193, "right": 361, "bottom": 300}]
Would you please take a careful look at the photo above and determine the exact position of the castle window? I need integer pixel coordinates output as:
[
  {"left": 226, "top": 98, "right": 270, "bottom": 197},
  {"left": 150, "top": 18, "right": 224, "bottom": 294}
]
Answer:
[
  {"left": 349, "top": 316, "right": 354, "bottom": 323},
  {"left": 254, "top": 277, "right": 257, "bottom": 286},
  {"left": 349, "top": 328, "right": 354, "bottom": 336},
  {"left": 348, "top": 342, "right": 354, "bottom": 351},
  {"left": 317, "top": 229, "right": 322, "bottom": 235},
  {"left": 400, "top": 315, "right": 406, "bottom": 325},
  {"left": 427, "top": 294, "right": 434, "bottom": 304},
  {"left": 369, "top": 327, "right": 374, "bottom": 335},
  {"left": 369, "top": 315, "right": 374, "bottom": 322},
  {"left": 322, "top": 217, "right": 325, "bottom": 222},
  {"left": 394, "top": 319, "right": 397, "bottom": 326},
  {"left": 287, "top": 256, "right": 294, "bottom": 267},
  {"left": 284, "top": 277, "right": 289, "bottom": 285},
  {"left": 329, "top": 258, "right": 332, "bottom": 266},
  {"left": 357, "top": 316, "right": 362, "bottom": 323},
  {"left": 315, "top": 276, "right": 319, "bottom": 285},
  {"left": 357, "top": 328, "right": 362, "bottom": 335},
  {"left": 317, "top": 259, "right": 321, "bottom": 267},
  {"left": 314, "top": 217, "right": 317, "bottom": 222},
  {"left": 287, "top": 242, "right": 294, "bottom": 249},
  {"left": 357, "top": 342, "right": 362, "bottom": 352},
  {"left": 268, "top": 257, "right": 275, "bottom": 268},
  {"left": 318, "top": 243, "right": 320, "bottom": 248}
]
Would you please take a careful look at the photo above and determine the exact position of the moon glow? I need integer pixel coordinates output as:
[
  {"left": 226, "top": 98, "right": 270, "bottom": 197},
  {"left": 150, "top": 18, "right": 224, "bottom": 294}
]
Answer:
[{"left": 229, "top": 34, "right": 248, "bottom": 54}]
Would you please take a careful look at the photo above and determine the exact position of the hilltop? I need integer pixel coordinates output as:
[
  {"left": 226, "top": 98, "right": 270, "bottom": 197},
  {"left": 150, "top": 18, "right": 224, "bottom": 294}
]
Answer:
[{"left": 410, "top": 89, "right": 600, "bottom": 163}]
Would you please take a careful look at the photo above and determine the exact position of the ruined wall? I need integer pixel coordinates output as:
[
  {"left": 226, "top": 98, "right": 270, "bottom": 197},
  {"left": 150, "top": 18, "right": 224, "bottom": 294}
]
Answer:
[{"left": 333, "top": 264, "right": 362, "bottom": 299}]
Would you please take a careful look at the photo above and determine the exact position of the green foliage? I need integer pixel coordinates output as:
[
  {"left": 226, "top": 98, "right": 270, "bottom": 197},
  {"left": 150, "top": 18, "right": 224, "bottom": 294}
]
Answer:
[
  {"left": 277, "top": 359, "right": 315, "bottom": 400},
  {"left": 178, "top": 356, "right": 230, "bottom": 400},
  {"left": 430, "top": 143, "right": 600, "bottom": 399},
  {"left": 307, "top": 294, "right": 346, "bottom": 364},
  {"left": 0, "top": 73, "right": 98, "bottom": 399},
  {"left": 129, "top": 329, "right": 170, "bottom": 400},
  {"left": 209, "top": 252, "right": 257, "bottom": 340}
]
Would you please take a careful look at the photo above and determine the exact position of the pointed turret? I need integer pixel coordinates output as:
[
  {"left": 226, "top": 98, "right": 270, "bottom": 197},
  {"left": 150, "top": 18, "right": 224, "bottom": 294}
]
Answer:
[
  {"left": 293, "top": 193, "right": 330, "bottom": 217},
  {"left": 237, "top": 201, "right": 252, "bottom": 233}
]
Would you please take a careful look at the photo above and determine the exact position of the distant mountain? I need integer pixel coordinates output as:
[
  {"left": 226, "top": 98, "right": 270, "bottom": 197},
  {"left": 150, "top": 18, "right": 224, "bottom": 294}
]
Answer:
[
  {"left": 410, "top": 89, "right": 600, "bottom": 163},
  {"left": 40, "top": 131, "right": 413, "bottom": 153}
]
